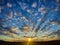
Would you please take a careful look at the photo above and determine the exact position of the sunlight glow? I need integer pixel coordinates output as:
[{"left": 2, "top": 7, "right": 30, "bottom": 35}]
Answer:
[{"left": 28, "top": 38, "right": 32, "bottom": 42}]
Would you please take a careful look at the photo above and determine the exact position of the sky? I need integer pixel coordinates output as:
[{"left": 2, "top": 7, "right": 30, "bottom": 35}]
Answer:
[{"left": 0, "top": 0, "right": 60, "bottom": 41}]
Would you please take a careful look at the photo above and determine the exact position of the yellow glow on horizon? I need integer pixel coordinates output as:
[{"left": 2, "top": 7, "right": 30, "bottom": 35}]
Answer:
[
  {"left": 27, "top": 38, "right": 32, "bottom": 45},
  {"left": 28, "top": 38, "right": 32, "bottom": 42}
]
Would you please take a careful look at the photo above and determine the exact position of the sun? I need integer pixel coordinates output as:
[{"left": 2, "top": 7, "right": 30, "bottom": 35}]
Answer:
[
  {"left": 28, "top": 38, "right": 32, "bottom": 42},
  {"left": 27, "top": 38, "right": 32, "bottom": 45}
]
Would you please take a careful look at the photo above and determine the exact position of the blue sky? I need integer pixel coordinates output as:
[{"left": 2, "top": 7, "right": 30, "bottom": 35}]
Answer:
[{"left": 0, "top": 0, "right": 60, "bottom": 39}]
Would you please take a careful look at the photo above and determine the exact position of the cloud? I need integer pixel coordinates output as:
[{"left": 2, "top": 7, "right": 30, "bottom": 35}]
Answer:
[
  {"left": 2, "top": 30, "right": 17, "bottom": 37},
  {"left": 31, "top": 2, "right": 37, "bottom": 8},
  {"left": 7, "top": 3, "right": 12, "bottom": 8}
]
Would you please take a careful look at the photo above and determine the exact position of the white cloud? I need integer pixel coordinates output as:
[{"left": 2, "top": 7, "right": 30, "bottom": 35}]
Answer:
[
  {"left": 7, "top": 3, "right": 12, "bottom": 8},
  {"left": 2, "top": 25, "right": 7, "bottom": 27},
  {"left": 38, "top": 5, "right": 46, "bottom": 12},
  {"left": 7, "top": 11, "right": 13, "bottom": 18},
  {"left": 38, "top": 18, "right": 41, "bottom": 22},
  {"left": 12, "top": 23, "right": 16, "bottom": 25},
  {"left": 39, "top": 0, "right": 41, "bottom": 2},
  {"left": 3, "top": 31, "right": 17, "bottom": 37},
  {"left": 38, "top": 5, "right": 47, "bottom": 15},
  {"left": 41, "top": 10, "right": 46, "bottom": 15},
  {"left": 0, "top": 7, "right": 2, "bottom": 13},
  {"left": 26, "top": 9, "right": 33, "bottom": 14},
  {"left": 34, "top": 12, "right": 38, "bottom": 16},
  {"left": 14, "top": 11, "right": 17, "bottom": 15},
  {"left": 22, "top": 16, "right": 26, "bottom": 19},
  {"left": 21, "top": 16, "right": 29, "bottom": 22},
  {"left": 27, "top": 9, "right": 31, "bottom": 13},
  {"left": 18, "top": 2, "right": 28, "bottom": 10},
  {"left": 54, "top": 7, "right": 58, "bottom": 11},
  {"left": 22, "top": 5, "right": 27, "bottom": 10},
  {"left": 56, "top": 0, "right": 59, "bottom": 2},
  {"left": 31, "top": 2, "right": 37, "bottom": 8}
]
